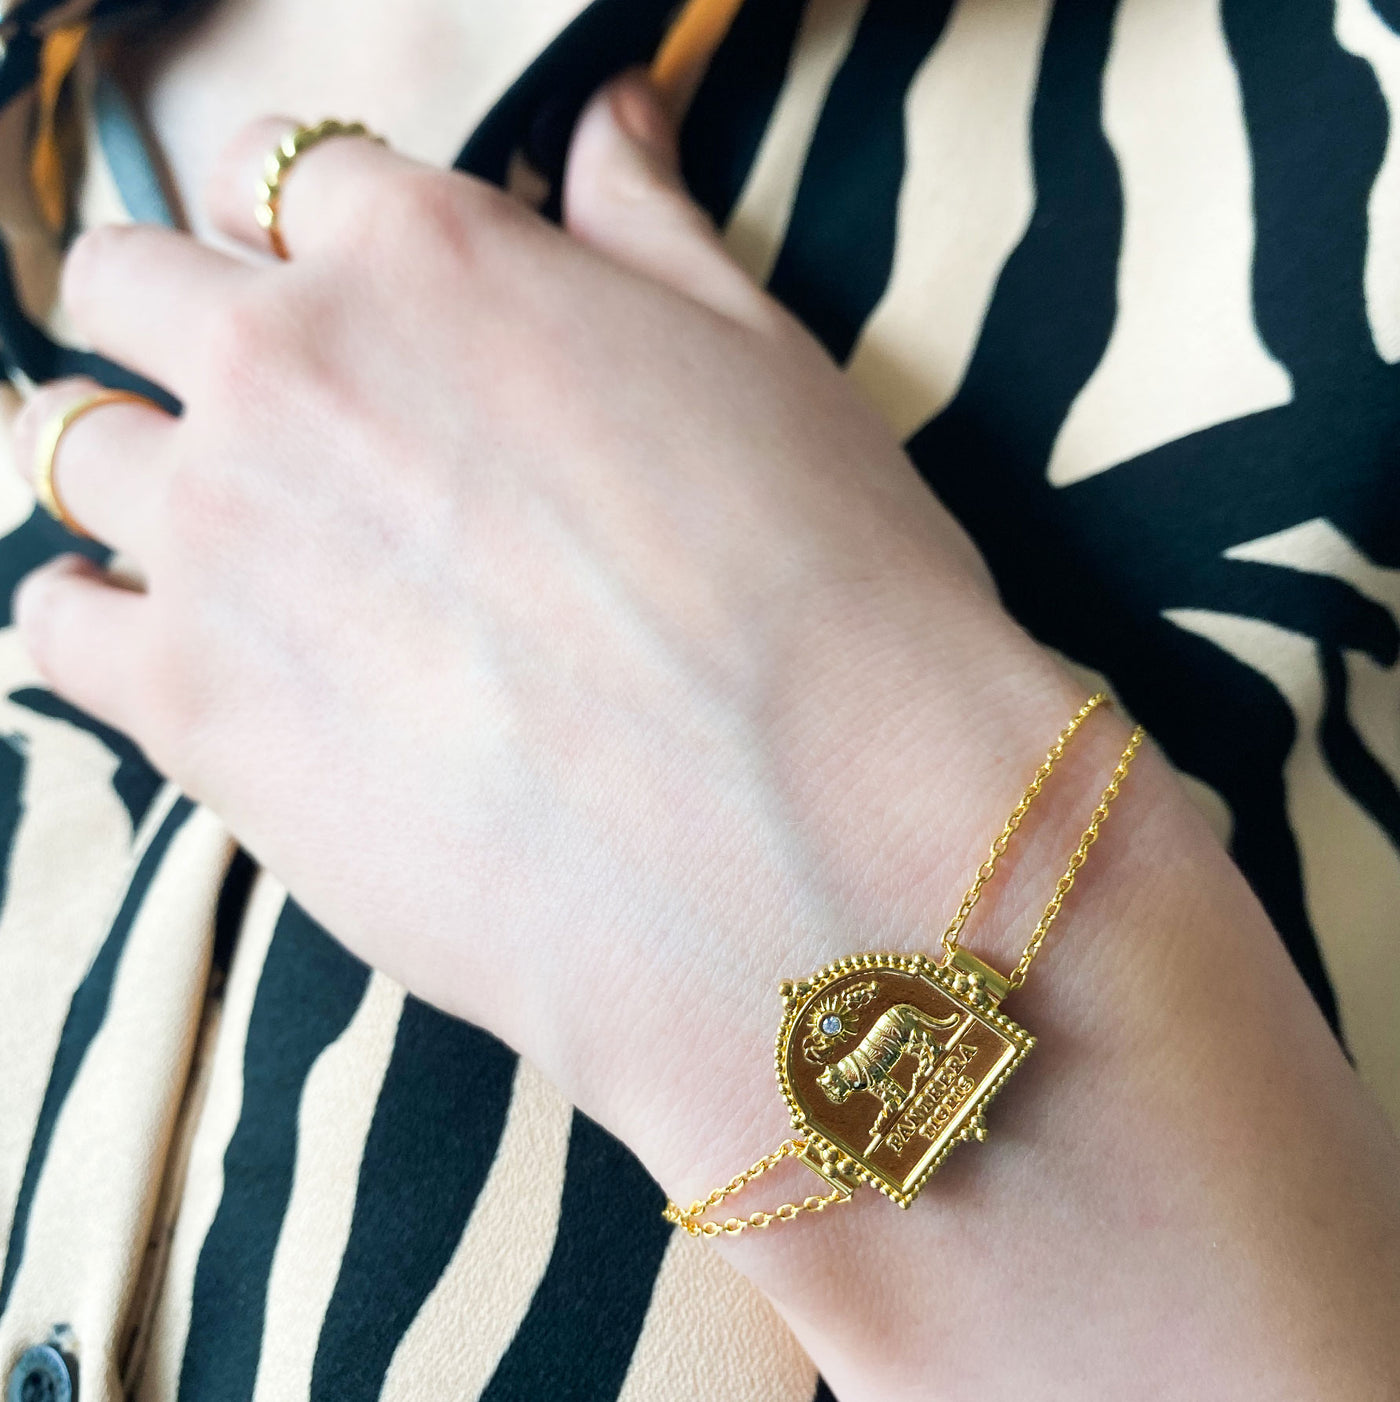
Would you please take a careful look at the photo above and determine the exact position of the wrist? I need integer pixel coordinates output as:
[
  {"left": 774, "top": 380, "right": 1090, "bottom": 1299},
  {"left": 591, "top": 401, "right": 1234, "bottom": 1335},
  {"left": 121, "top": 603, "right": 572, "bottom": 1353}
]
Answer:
[
  {"left": 646, "top": 687, "right": 1158, "bottom": 1209},
  {"left": 608, "top": 587, "right": 1152, "bottom": 1205}
]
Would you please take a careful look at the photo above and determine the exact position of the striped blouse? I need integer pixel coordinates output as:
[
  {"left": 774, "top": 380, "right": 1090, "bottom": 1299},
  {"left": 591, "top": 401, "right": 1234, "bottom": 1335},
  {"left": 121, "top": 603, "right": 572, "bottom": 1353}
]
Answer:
[{"left": 1, "top": 0, "right": 1398, "bottom": 1398}]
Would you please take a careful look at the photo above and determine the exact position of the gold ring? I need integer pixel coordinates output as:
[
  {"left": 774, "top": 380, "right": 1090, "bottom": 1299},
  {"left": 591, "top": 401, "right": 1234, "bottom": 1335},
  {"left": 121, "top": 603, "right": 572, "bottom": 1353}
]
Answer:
[
  {"left": 254, "top": 118, "right": 387, "bottom": 260},
  {"left": 34, "top": 389, "right": 154, "bottom": 539}
]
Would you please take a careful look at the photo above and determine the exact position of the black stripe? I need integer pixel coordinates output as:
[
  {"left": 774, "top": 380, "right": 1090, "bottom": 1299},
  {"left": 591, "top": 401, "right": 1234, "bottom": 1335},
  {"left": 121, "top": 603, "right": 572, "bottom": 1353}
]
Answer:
[
  {"left": 0, "top": 245, "right": 71, "bottom": 387},
  {"left": 1221, "top": 0, "right": 1387, "bottom": 391},
  {"left": 210, "top": 848, "right": 258, "bottom": 983},
  {"left": 1205, "top": 561, "right": 1398, "bottom": 669},
  {"left": 1319, "top": 645, "right": 1400, "bottom": 856},
  {"left": 1370, "top": 0, "right": 1400, "bottom": 32},
  {"left": 2, "top": 0, "right": 150, "bottom": 32},
  {"left": 177, "top": 901, "right": 371, "bottom": 1402},
  {"left": 309, "top": 999, "right": 517, "bottom": 1402},
  {"left": 813, "top": 1378, "right": 838, "bottom": 1402},
  {"left": 764, "top": 0, "right": 957, "bottom": 361},
  {"left": 0, "top": 727, "right": 23, "bottom": 953},
  {"left": 911, "top": 0, "right": 1121, "bottom": 466},
  {"left": 1, "top": 0, "right": 88, "bottom": 25},
  {"left": 1208, "top": 650, "right": 1343, "bottom": 1029},
  {"left": 455, "top": 0, "right": 676, "bottom": 193},
  {"left": 0, "top": 515, "right": 108, "bottom": 620},
  {"left": 10, "top": 687, "right": 163, "bottom": 831},
  {"left": 0, "top": 794, "right": 194, "bottom": 1316},
  {"left": 0, "top": 28, "right": 40, "bottom": 112},
  {"left": 478, "top": 1111, "right": 672, "bottom": 1402},
  {"left": 678, "top": 0, "right": 808, "bottom": 228}
]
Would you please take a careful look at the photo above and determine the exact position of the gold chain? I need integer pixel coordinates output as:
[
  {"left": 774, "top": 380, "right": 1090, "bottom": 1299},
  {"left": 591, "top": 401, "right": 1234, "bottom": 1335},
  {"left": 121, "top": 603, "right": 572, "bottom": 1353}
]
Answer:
[
  {"left": 1006, "top": 719, "right": 1145, "bottom": 989},
  {"left": 939, "top": 691, "right": 1146, "bottom": 991},
  {"left": 664, "top": 692, "right": 1146, "bottom": 1236},
  {"left": 663, "top": 1140, "right": 848, "bottom": 1238}
]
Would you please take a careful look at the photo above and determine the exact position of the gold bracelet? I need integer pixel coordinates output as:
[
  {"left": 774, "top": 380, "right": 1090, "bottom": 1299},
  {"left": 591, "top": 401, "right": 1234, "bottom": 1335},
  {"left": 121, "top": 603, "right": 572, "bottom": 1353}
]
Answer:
[{"left": 664, "top": 692, "right": 1146, "bottom": 1237}]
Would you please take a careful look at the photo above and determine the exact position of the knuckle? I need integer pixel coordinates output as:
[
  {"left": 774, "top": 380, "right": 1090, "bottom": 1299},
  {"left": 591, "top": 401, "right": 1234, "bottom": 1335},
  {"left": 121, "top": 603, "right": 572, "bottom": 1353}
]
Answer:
[
  {"left": 163, "top": 460, "right": 238, "bottom": 547},
  {"left": 393, "top": 168, "right": 467, "bottom": 243},
  {"left": 197, "top": 291, "right": 300, "bottom": 407},
  {"left": 355, "top": 167, "right": 507, "bottom": 267},
  {"left": 193, "top": 301, "right": 345, "bottom": 467},
  {"left": 394, "top": 166, "right": 472, "bottom": 227},
  {"left": 202, "top": 297, "right": 272, "bottom": 376},
  {"left": 347, "top": 168, "right": 439, "bottom": 250}
]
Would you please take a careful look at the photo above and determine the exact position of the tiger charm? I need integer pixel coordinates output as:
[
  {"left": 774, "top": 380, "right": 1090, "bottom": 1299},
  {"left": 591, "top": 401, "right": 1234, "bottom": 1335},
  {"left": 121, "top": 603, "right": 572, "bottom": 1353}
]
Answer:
[
  {"left": 815, "top": 1003, "right": 961, "bottom": 1130},
  {"left": 776, "top": 953, "right": 1036, "bottom": 1206}
]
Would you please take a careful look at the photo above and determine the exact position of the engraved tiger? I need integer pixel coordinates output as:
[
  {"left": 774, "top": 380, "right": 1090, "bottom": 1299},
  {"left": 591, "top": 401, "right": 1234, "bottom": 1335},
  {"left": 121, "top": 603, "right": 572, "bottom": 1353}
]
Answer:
[{"left": 816, "top": 1003, "right": 962, "bottom": 1121}]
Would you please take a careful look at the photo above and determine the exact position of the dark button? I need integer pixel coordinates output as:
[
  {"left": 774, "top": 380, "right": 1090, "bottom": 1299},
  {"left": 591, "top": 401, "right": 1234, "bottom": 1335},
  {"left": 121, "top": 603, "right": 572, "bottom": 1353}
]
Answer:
[{"left": 6, "top": 1345, "right": 73, "bottom": 1402}]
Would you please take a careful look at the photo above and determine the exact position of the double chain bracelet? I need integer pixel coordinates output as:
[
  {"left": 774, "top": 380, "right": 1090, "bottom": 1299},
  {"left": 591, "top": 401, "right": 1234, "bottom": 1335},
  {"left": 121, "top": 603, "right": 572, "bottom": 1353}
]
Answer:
[{"left": 664, "top": 693, "right": 1146, "bottom": 1237}]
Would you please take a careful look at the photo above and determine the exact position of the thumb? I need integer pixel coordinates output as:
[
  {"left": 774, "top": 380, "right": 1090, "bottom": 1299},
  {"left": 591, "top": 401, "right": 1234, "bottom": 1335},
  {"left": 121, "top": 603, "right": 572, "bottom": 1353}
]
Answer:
[{"left": 562, "top": 69, "right": 779, "bottom": 335}]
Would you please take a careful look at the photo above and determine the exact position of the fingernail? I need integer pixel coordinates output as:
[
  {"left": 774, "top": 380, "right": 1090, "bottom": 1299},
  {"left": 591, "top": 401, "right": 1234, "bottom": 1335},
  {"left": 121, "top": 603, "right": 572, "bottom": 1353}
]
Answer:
[{"left": 608, "top": 73, "right": 674, "bottom": 167}]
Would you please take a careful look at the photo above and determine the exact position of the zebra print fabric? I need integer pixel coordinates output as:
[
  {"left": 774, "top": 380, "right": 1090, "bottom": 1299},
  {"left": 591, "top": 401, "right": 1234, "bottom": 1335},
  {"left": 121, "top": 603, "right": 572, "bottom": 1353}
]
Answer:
[{"left": 1, "top": 0, "right": 1397, "bottom": 1397}]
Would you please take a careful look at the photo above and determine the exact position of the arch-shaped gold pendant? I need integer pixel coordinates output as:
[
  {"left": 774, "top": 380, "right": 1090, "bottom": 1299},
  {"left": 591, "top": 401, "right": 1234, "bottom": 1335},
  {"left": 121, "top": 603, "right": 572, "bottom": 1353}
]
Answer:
[{"left": 777, "top": 951, "right": 1035, "bottom": 1207}]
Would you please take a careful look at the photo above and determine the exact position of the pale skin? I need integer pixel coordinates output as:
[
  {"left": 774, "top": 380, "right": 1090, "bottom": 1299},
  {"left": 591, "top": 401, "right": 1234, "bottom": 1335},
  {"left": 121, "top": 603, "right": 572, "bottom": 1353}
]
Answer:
[{"left": 6, "top": 4, "right": 1400, "bottom": 1397}]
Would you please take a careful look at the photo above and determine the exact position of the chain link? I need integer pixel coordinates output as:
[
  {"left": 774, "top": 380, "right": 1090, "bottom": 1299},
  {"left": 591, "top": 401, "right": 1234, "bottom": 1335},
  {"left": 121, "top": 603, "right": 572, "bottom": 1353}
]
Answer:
[
  {"left": 663, "top": 1139, "right": 849, "bottom": 1237},
  {"left": 668, "top": 693, "right": 1145, "bottom": 1237},
  {"left": 1006, "top": 721, "right": 1145, "bottom": 989},
  {"left": 939, "top": 692, "right": 1107, "bottom": 965}
]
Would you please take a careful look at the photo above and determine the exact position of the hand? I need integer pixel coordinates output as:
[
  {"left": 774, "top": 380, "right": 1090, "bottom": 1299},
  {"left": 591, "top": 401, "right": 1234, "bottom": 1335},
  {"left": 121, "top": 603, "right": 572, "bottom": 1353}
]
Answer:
[
  {"left": 7, "top": 70, "right": 1064, "bottom": 1169},
  {"left": 10, "top": 70, "right": 1399, "bottom": 1401}
]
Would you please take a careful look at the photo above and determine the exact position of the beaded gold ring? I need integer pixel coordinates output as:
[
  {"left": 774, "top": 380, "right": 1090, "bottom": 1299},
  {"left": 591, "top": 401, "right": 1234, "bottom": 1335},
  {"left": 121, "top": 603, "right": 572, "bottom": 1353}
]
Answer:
[{"left": 254, "top": 118, "right": 387, "bottom": 260}]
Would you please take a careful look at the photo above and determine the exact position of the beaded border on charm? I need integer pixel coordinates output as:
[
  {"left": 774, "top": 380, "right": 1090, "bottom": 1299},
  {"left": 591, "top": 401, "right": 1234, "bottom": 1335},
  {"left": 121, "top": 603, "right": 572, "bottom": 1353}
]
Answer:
[{"left": 775, "top": 952, "right": 1036, "bottom": 1207}]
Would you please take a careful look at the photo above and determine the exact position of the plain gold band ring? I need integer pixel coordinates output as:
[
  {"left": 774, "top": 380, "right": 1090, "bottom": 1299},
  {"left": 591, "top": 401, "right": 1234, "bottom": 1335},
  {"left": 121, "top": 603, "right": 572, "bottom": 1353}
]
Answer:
[
  {"left": 34, "top": 388, "right": 155, "bottom": 539},
  {"left": 254, "top": 118, "right": 387, "bottom": 260}
]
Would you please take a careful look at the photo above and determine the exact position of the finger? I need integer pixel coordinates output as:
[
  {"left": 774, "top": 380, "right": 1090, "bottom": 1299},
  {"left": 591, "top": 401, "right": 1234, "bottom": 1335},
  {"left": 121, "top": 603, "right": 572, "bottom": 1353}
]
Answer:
[
  {"left": 562, "top": 70, "right": 782, "bottom": 336},
  {"left": 12, "top": 554, "right": 148, "bottom": 737},
  {"left": 11, "top": 376, "right": 175, "bottom": 553},
  {"left": 61, "top": 220, "right": 255, "bottom": 397},
  {"left": 205, "top": 113, "right": 428, "bottom": 260}
]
